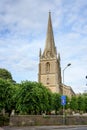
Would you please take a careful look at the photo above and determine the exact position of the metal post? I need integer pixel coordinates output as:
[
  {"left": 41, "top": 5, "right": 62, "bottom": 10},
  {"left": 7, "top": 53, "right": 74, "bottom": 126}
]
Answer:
[{"left": 62, "top": 63, "right": 71, "bottom": 125}]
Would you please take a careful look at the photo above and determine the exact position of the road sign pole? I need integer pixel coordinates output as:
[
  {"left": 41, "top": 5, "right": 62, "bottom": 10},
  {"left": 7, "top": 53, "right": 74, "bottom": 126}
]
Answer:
[
  {"left": 63, "top": 105, "right": 65, "bottom": 125},
  {"left": 61, "top": 95, "right": 66, "bottom": 125}
]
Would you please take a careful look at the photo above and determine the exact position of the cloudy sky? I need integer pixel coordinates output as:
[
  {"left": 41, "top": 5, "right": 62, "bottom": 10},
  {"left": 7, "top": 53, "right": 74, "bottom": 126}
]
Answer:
[{"left": 0, "top": 0, "right": 87, "bottom": 93}]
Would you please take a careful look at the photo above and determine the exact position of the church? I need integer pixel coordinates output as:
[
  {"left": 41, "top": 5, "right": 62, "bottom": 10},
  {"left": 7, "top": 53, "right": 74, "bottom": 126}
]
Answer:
[{"left": 38, "top": 12, "right": 75, "bottom": 98}]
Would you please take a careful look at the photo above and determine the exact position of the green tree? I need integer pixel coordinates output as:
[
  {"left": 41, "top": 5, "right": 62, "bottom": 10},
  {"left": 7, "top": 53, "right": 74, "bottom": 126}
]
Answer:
[
  {"left": 0, "top": 68, "right": 12, "bottom": 80},
  {"left": 52, "top": 93, "right": 61, "bottom": 114},
  {"left": 70, "top": 96, "right": 78, "bottom": 112},
  {"left": 0, "top": 78, "right": 15, "bottom": 115},
  {"left": 65, "top": 96, "right": 70, "bottom": 109},
  {"left": 84, "top": 95, "right": 87, "bottom": 112},
  {"left": 0, "top": 68, "right": 16, "bottom": 83},
  {"left": 77, "top": 95, "right": 85, "bottom": 113},
  {"left": 16, "top": 81, "right": 52, "bottom": 115}
]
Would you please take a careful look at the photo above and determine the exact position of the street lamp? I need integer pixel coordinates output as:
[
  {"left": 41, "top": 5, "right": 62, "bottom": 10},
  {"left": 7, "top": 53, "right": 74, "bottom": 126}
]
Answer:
[
  {"left": 63, "top": 63, "right": 71, "bottom": 88},
  {"left": 62, "top": 63, "right": 71, "bottom": 125}
]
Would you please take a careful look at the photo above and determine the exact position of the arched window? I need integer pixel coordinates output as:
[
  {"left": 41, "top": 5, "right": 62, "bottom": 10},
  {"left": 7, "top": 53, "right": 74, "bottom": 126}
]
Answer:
[{"left": 46, "top": 62, "right": 50, "bottom": 73}]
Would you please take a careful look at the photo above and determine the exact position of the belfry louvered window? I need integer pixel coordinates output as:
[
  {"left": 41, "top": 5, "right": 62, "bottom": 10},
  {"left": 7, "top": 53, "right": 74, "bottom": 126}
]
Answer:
[{"left": 46, "top": 62, "right": 50, "bottom": 73}]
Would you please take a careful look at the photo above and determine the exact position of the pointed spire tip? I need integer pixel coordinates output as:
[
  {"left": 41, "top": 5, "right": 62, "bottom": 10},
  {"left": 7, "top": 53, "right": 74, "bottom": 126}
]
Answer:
[{"left": 49, "top": 11, "right": 51, "bottom": 15}]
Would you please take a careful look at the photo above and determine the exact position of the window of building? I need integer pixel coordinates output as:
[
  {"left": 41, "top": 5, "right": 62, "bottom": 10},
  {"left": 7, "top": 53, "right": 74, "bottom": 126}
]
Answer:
[{"left": 46, "top": 62, "right": 50, "bottom": 73}]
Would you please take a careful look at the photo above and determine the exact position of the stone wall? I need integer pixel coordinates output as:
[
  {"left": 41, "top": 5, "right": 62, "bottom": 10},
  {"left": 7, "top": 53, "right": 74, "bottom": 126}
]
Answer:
[
  {"left": 0, "top": 115, "right": 9, "bottom": 126},
  {"left": 10, "top": 115, "right": 87, "bottom": 126}
]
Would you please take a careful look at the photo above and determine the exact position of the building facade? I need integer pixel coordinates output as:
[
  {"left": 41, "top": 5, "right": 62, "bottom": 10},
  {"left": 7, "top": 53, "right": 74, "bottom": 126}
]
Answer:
[{"left": 38, "top": 12, "right": 75, "bottom": 97}]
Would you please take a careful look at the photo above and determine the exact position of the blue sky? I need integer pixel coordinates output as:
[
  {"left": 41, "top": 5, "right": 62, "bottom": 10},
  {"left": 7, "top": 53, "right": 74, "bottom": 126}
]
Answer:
[{"left": 0, "top": 0, "right": 87, "bottom": 93}]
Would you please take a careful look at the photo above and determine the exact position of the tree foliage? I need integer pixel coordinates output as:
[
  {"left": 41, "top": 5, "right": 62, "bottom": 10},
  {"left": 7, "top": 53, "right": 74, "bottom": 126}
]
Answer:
[
  {"left": 0, "top": 78, "right": 15, "bottom": 115},
  {"left": 65, "top": 96, "right": 70, "bottom": 109},
  {"left": 70, "top": 96, "right": 78, "bottom": 111},
  {"left": 0, "top": 68, "right": 12, "bottom": 80},
  {"left": 16, "top": 81, "right": 52, "bottom": 114},
  {"left": 52, "top": 93, "right": 61, "bottom": 114},
  {"left": 77, "top": 95, "right": 85, "bottom": 112},
  {"left": 84, "top": 95, "right": 87, "bottom": 112},
  {"left": 1, "top": 68, "right": 87, "bottom": 116}
]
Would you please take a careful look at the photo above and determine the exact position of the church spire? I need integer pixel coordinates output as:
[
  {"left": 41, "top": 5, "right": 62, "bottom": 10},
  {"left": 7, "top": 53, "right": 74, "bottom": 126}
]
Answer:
[{"left": 43, "top": 12, "right": 57, "bottom": 58}]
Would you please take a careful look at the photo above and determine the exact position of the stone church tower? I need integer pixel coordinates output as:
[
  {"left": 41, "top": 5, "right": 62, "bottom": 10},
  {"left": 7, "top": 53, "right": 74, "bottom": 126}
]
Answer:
[{"left": 38, "top": 12, "right": 62, "bottom": 93}]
